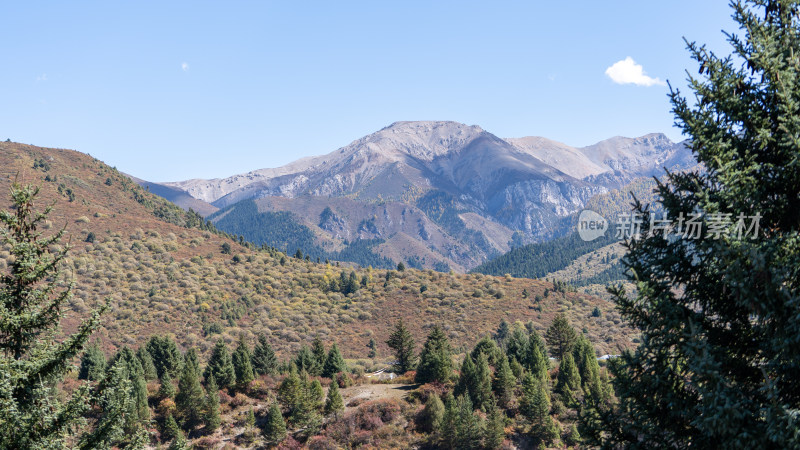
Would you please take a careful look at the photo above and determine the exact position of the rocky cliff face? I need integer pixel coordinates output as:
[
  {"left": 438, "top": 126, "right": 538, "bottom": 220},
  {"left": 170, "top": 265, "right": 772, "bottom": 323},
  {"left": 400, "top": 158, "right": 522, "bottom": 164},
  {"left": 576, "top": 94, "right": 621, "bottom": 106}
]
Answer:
[{"left": 158, "top": 121, "right": 694, "bottom": 271}]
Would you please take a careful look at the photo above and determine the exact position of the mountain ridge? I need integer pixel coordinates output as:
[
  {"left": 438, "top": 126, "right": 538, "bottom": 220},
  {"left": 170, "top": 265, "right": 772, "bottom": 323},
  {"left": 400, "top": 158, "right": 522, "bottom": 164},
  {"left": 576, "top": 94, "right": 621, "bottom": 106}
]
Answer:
[{"left": 146, "top": 121, "right": 694, "bottom": 271}]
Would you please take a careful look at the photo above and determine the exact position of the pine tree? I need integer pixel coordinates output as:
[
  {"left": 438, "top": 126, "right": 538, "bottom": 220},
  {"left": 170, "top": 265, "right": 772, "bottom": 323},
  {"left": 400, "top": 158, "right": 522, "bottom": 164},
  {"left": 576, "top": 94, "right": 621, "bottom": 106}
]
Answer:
[
  {"left": 471, "top": 352, "right": 493, "bottom": 411},
  {"left": 0, "top": 183, "right": 117, "bottom": 448},
  {"left": 251, "top": 333, "right": 278, "bottom": 375},
  {"left": 420, "top": 393, "right": 445, "bottom": 434},
  {"left": 526, "top": 321, "right": 544, "bottom": 344},
  {"left": 262, "top": 402, "right": 287, "bottom": 443},
  {"left": 367, "top": 338, "right": 377, "bottom": 358},
  {"left": 573, "top": 335, "right": 604, "bottom": 403},
  {"left": 184, "top": 347, "right": 200, "bottom": 376},
  {"left": 232, "top": 335, "right": 255, "bottom": 387},
  {"left": 278, "top": 367, "right": 318, "bottom": 426},
  {"left": 455, "top": 354, "right": 477, "bottom": 399},
  {"left": 294, "top": 345, "right": 320, "bottom": 375},
  {"left": 309, "top": 379, "right": 324, "bottom": 410},
  {"left": 538, "top": 414, "right": 561, "bottom": 447},
  {"left": 555, "top": 352, "right": 581, "bottom": 406},
  {"left": 79, "top": 343, "right": 107, "bottom": 381},
  {"left": 442, "top": 394, "right": 484, "bottom": 450},
  {"left": 322, "top": 343, "right": 347, "bottom": 378},
  {"left": 493, "top": 319, "right": 510, "bottom": 349},
  {"left": 440, "top": 392, "right": 458, "bottom": 446},
  {"left": 470, "top": 335, "right": 502, "bottom": 366},
  {"left": 108, "top": 346, "right": 150, "bottom": 427},
  {"left": 204, "top": 338, "right": 235, "bottom": 389},
  {"left": 146, "top": 334, "right": 183, "bottom": 379},
  {"left": 525, "top": 339, "right": 549, "bottom": 383},
  {"left": 277, "top": 366, "right": 303, "bottom": 416},
  {"left": 415, "top": 325, "right": 453, "bottom": 384},
  {"left": 175, "top": 359, "right": 204, "bottom": 431},
  {"left": 203, "top": 374, "right": 221, "bottom": 433},
  {"left": 167, "top": 431, "right": 188, "bottom": 450},
  {"left": 159, "top": 372, "right": 176, "bottom": 399},
  {"left": 509, "top": 357, "right": 524, "bottom": 380},
  {"left": 520, "top": 372, "right": 550, "bottom": 425},
  {"left": 311, "top": 337, "right": 327, "bottom": 371},
  {"left": 505, "top": 325, "right": 529, "bottom": 363},
  {"left": 484, "top": 396, "right": 506, "bottom": 450},
  {"left": 386, "top": 318, "right": 416, "bottom": 374},
  {"left": 596, "top": 2, "right": 800, "bottom": 447},
  {"left": 564, "top": 423, "right": 581, "bottom": 447},
  {"left": 82, "top": 359, "right": 141, "bottom": 448},
  {"left": 492, "top": 354, "right": 515, "bottom": 408},
  {"left": 137, "top": 345, "right": 158, "bottom": 380},
  {"left": 162, "top": 413, "right": 182, "bottom": 441},
  {"left": 245, "top": 407, "right": 256, "bottom": 429},
  {"left": 324, "top": 379, "right": 344, "bottom": 417},
  {"left": 545, "top": 313, "right": 577, "bottom": 359}
]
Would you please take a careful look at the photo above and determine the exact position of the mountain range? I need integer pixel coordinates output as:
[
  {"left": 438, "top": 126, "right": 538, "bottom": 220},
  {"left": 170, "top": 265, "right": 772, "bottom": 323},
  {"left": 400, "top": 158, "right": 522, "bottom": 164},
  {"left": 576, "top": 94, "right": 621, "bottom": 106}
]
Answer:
[{"left": 146, "top": 121, "right": 695, "bottom": 272}]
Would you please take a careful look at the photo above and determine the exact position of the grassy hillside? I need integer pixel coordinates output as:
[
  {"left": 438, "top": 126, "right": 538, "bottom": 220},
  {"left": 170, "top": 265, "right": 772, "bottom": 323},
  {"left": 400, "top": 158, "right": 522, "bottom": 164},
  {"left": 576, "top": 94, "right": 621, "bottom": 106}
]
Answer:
[{"left": 0, "top": 142, "right": 637, "bottom": 361}]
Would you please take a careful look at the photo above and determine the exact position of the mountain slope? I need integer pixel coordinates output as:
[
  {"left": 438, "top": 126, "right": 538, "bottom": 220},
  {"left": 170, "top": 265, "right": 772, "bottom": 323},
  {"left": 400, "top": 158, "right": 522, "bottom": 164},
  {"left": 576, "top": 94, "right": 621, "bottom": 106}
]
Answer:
[
  {"left": 128, "top": 174, "right": 219, "bottom": 216},
  {"left": 0, "top": 141, "right": 637, "bottom": 359}
]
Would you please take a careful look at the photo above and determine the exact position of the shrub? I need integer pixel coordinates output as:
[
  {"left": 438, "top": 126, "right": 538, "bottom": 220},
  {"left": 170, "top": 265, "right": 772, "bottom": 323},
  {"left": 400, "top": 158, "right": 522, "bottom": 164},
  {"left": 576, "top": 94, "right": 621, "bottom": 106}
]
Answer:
[
  {"left": 335, "top": 372, "right": 354, "bottom": 388},
  {"left": 158, "top": 398, "right": 176, "bottom": 416},
  {"left": 230, "top": 392, "right": 248, "bottom": 408},
  {"left": 307, "top": 436, "right": 339, "bottom": 450}
]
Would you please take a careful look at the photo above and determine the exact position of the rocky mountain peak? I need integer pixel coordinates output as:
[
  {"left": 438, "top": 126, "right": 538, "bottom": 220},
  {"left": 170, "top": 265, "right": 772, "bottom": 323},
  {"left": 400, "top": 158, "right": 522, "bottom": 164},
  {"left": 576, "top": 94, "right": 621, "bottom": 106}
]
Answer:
[{"left": 356, "top": 121, "right": 487, "bottom": 161}]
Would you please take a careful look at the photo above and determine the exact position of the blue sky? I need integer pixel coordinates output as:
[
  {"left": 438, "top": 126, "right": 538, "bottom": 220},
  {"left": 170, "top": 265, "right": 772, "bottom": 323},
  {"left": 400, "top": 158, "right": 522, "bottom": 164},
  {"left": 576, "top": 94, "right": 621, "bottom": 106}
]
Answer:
[{"left": 2, "top": 1, "right": 737, "bottom": 181}]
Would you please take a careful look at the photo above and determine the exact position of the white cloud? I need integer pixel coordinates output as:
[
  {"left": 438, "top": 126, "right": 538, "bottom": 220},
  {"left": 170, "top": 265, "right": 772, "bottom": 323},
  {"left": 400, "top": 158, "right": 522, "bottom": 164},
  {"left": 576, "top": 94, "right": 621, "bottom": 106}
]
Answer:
[
  {"left": 181, "top": 62, "right": 189, "bottom": 72},
  {"left": 36, "top": 74, "right": 47, "bottom": 82},
  {"left": 605, "top": 57, "right": 665, "bottom": 87}
]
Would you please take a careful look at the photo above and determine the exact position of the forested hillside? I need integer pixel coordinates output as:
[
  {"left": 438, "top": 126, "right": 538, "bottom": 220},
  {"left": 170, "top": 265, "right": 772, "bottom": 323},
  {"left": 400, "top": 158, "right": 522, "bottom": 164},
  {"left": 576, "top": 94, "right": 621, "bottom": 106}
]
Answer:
[
  {"left": 209, "top": 199, "right": 396, "bottom": 269},
  {"left": 471, "top": 232, "right": 616, "bottom": 279},
  {"left": 0, "top": 141, "right": 635, "bottom": 361}
]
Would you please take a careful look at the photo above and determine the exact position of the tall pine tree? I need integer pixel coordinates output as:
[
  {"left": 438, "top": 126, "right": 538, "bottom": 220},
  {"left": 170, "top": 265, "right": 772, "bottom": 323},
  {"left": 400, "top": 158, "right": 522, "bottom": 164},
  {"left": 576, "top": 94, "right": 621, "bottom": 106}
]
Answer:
[
  {"left": 136, "top": 345, "right": 158, "bottom": 381},
  {"left": 492, "top": 354, "right": 515, "bottom": 408},
  {"left": 0, "top": 183, "right": 121, "bottom": 448},
  {"left": 545, "top": 313, "right": 577, "bottom": 359},
  {"left": 386, "top": 318, "right": 416, "bottom": 374},
  {"left": 324, "top": 378, "right": 344, "bottom": 417},
  {"left": 311, "top": 337, "right": 327, "bottom": 373},
  {"left": 146, "top": 335, "right": 183, "bottom": 380},
  {"left": 204, "top": 338, "right": 235, "bottom": 389},
  {"left": 232, "top": 334, "right": 255, "bottom": 387},
  {"left": 294, "top": 345, "right": 320, "bottom": 375},
  {"left": 108, "top": 346, "right": 150, "bottom": 427},
  {"left": 322, "top": 343, "right": 347, "bottom": 378},
  {"left": 415, "top": 325, "right": 453, "bottom": 384},
  {"left": 203, "top": 374, "right": 221, "bottom": 433},
  {"left": 262, "top": 402, "right": 287, "bottom": 443},
  {"left": 175, "top": 357, "right": 204, "bottom": 431},
  {"left": 251, "top": 333, "right": 278, "bottom": 375},
  {"left": 78, "top": 343, "right": 107, "bottom": 381},
  {"left": 597, "top": 1, "right": 800, "bottom": 447}
]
